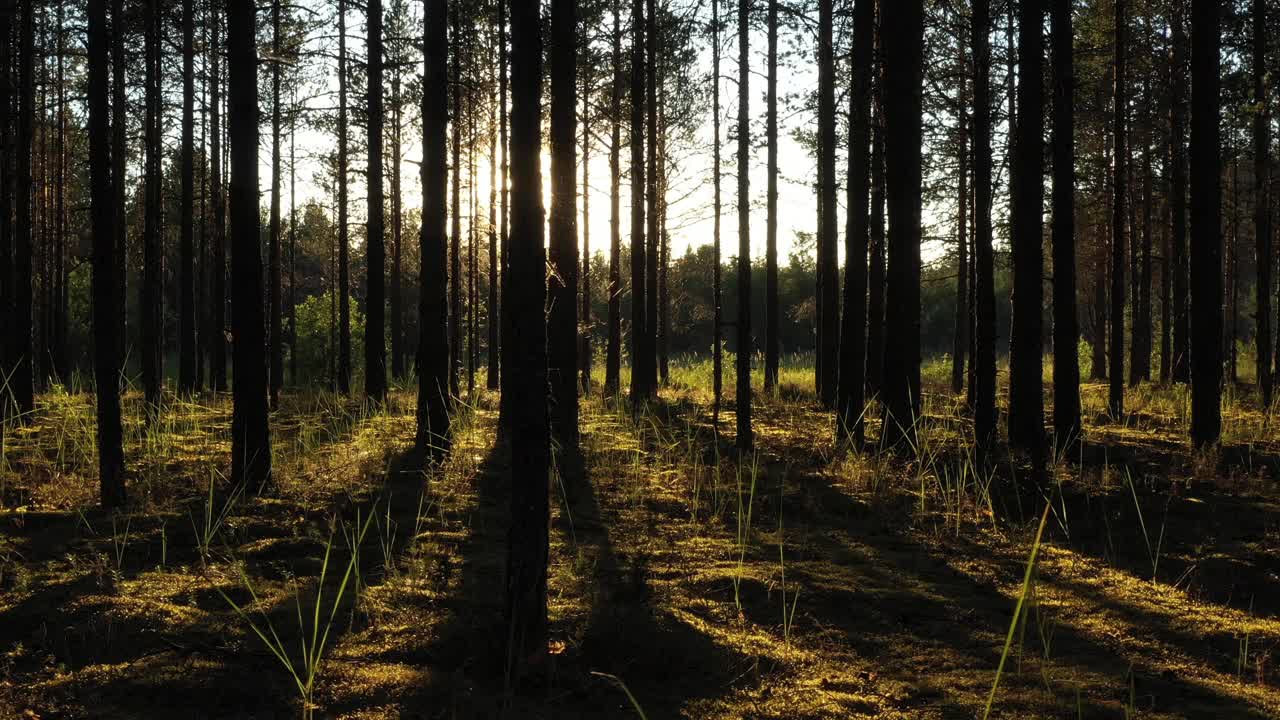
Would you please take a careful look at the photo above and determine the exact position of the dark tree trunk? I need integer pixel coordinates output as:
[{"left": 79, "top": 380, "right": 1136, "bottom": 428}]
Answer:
[
  {"left": 392, "top": 71, "right": 405, "bottom": 380},
  {"left": 658, "top": 76, "right": 669, "bottom": 387},
  {"left": 1139, "top": 73, "right": 1153, "bottom": 384},
  {"left": 0, "top": 0, "right": 12, "bottom": 425},
  {"left": 499, "top": 0, "right": 513, "bottom": 428},
  {"left": 209, "top": 1, "right": 227, "bottom": 391},
  {"left": 89, "top": 0, "right": 125, "bottom": 507},
  {"left": 1170, "top": 6, "right": 1189, "bottom": 384},
  {"left": 337, "top": 0, "right": 351, "bottom": 395},
  {"left": 11, "top": 0, "right": 35, "bottom": 417},
  {"left": 53, "top": 7, "right": 67, "bottom": 383},
  {"left": 644, "top": 0, "right": 659, "bottom": 395},
  {"left": 1051, "top": 0, "right": 1081, "bottom": 449},
  {"left": 487, "top": 22, "right": 499, "bottom": 391},
  {"left": 837, "top": 0, "right": 872, "bottom": 444},
  {"left": 1008, "top": 0, "right": 1044, "bottom": 455},
  {"left": 141, "top": 0, "right": 162, "bottom": 410},
  {"left": 549, "top": 0, "right": 579, "bottom": 467},
  {"left": 179, "top": 0, "right": 197, "bottom": 394},
  {"left": 418, "top": 0, "right": 451, "bottom": 455},
  {"left": 882, "top": 0, "right": 923, "bottom": 449},
  {"left": 289, "top": 88, "right": 297, "bottom": 385},
  {"left": 450, "top": 3, "right": 462, "bottom": 401},
  {"left": 952, "top": 41, "right": 968, "bottom": 398},
  {"left": 605, "top": 0, "right": 622, "bottom": 397},
  {"left": 867, "top": 55, "right": 886, "bottom": 402},
  {"left": 366, "top": 0, "right": 387, "bottom": 404},
  {"left": 972, "top": 0, "right": 997, "bottom": 455},
  {"left": 1189, "top": 0, "right": 1220, "bottom": 446},
  {"left": 581, "top": 57, "right": 592, "bottom": 394},
  {"left": 228, "top": 0, "right": 272, "bottom": 491},
  {"left": 711, "top": 0, "right": 723, "bottom": 423},
  {"left": 817, "top": 0, "right": 838, "bottom": 407},
  {"left": 1255, "top": 0, "right": 1271, "bottom": 407},
  {"left": 736, "top": 0, "right": 752, "bottom": 451},
  {"left": 504, "top": 0, "right": 550, "bottom": 678},
  {"left": 764, "top": 0, "right": 779, "bottom": 392},
  {"left": 267, "top": 0, "right": 283, "bottom": 405},
  {"left": 629, "top": 0, "right": 648, "bottom": 407},
  {"left": 1109, "top": 0, "right": 1127, "bottom": 418}
]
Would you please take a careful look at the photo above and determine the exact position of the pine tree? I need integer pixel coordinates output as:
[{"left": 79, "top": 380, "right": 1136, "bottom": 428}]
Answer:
[
  {"left": 764, "top": 0, "right": 779, "bottom": 392},
  {"left": 1190, "top": 0, "right": 1221, "bottom": 446},
  {"left": 1051, "top": 0, "right": 1080, "bottom": 449},
  {"left": 605, "top": 0, "right": 623, "bottom": 397},
  {"left": 549, "top": 0, "right": 579, "bottom": 469},
  {"left": 1109, "top": 0, "right": 1127, "bottom": 418},
  {"left": 365, "top": 0, "right": 387, "bottom": 403},
  {"left": 418, "top": 0, "right": 451, "bottom": 456},
  {"left": 1254, "top": 0, "right": 1271, "bottom": 408},
  {"left": 736, "top": 0, "right": 752, "bottom": 451}
]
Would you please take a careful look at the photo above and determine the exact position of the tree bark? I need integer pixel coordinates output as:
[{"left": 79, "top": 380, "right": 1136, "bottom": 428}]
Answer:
[
  {"left": 1051, "top": 0, "right": 1080, "bottom": 449},
  {"left": 487, "top": 20, "right": 499, "bottom": 391},
  {"left": 867, "top": 38, "right": 886, "bottom": 402},
  {"left": 882, "top": 0, "right": 923, "bottom": 449},
  {"left": 178, "top": 0, "right": 196, "bottom": 395},
  {"left": 1170, "top": 6, "right": 1188, "bottom": 384},
  {"left": 629, "top": 0, "right": 648, "bottom": 407},
  {"left": 1109, "top": 0, "right": 1127, "bottom": 418},
  {"left": 504, "top": 0, "right": 550, "bottom": 677},
  {"left": 1008, "top": 0, "right": 1045, "bottom": 455},
  {"left": 366, "top": 0, "right": 387, "bottom": 403},
  {"left": 645, "top": 0, "right": 660, "bottom": 395},
  {"left": 209, "top": 0, "right": 227, "bottom": 391},
  {"left": 606, "top": 0, "right": 623, "bottom": 397},
  {"left": 0, "top": 0, "right": 12, "bottom": 424},
  {"left": 1189, "top": 0, "right": 1221, "bottom": 447},
  {"left": 228, "top": 0, "right": 272, "bottom": 491},
  {"left": 952, "top": 39, "right": 968, "bottom": 398},
  {"left": 736, "top": 0, "right": 753, "bottom": 451},
  {"left": 450, "top": 3, "right": 463, "bottom": 401},
  {"left": 418, "top": 0, "right": 451, "bottom": 456},
  {"left": 89, "top": 0, "right": 126, "bottom": 507},
  {"left": 765, "top": 0, "right": 779, "bottom": 392},
  {"left": 139, "top": 0, "right": 162, "bottom": 410},
  {"left": 711, "top": 0, "right": 723, "bottom": 423},
  {"left": 837, "top": 0, "right": 872, "bottom": 444},
  {"left": 1255, "top": 0, "right": 1271, "bottom": 407},
  {"left": 266, "top": 0, "right": 283, "bottom": 405},
  {"left": 337, "top": 0, "right": 352, "bottom": 394},
  {"left": 581, "top": 54, "right": 592, "bottom": 394},
  {"left": 817, "top": 0, "right": 838, "bottom": 407},
  {"left": 549, "top": 0, "right": 579, "bottom": 468},
  {"left": 972, "top": 0, "right": 997, "bottom": 455}
]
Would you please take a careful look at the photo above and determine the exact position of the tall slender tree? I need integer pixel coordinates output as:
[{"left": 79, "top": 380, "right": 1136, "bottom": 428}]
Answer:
[
  {"left": 391, "top": 45, "right": 405, "bottom": 380},
  {"left": 337, "top": 0, "right": 352, "bottom": 394},
  {"left": 89, "top": 0, "right": 125, "bottom": 507},
  {"left": 179, "top": 0, "right": 197, "bottom": 395},
  {"left": 487, "top": 18, "right": 499, "bottom": 391},
  {"left": 605, "top": 0, "right": 623, "bottom": 397},
  {"left": 0, "top": 0, "right": 12, "bottom": 425},
  {"left": 581, "top": 51, "right": 592, "bottom": 394},
  {"left": 952, "top": 42, "right": 968, "bottom": 399},
  {"left": 267, "top": 0, "right": 283, "bottom": 405},
  {"left": 973, "top": 0, "right": 996, "bottom": 454},
  {"left": 504, "top": 0, "right": 550, "bottom": 677},
  {"left": 764, "top": 0, "right": 779, "bottom": 392},
  {"left": 838, "top": 0, "right": 872, "bottom": 444},
  {"left": 419, "top": 0, "right": 451, "bottom": 455},
  {"left": 1109, "top": 0, "right": 1127, "bottom": 418},
  {"left": 366, "top": 0, "right": 387, "bottom": 403},
  {"left": 140, "top": 0, "right": 162, "bottom": 409},
  {"left": 881, "top": 0, "right": 923, "bottom": 448},
  {"left": 549, "top": 0, "right": 579, "bottom": 468},
  {"left": 645, "top": 0, "right": 660, "bottom": 394},
  {"left": 629, "top": 0, "right": 648, "bottom": 406},
  {"left": 816, "top": 0, "right": 837, "bottom": 407},
  {"left": 1008, "top": 0, "right": 1044, "bottom": 455},
  {"left": 11, "top": 0, "right": 34, "bottom": 417},
  {"left": 1254, "top": 0, "right": 1271, "bottom": 408},
  {"left": 1170, "top": 5, "right": 1188, "bottom": 384},
  {"left": 1051, "top": 0, "right": 1080, "bottom": 449},
  {"left": 711, "top": 0, "right": 723, "bottom": 424},
  {"left": 1190, "top": 0, "right": 1221, "bottom": 446},
  {"left": 450, "top": 2, "right": 463, "bottom": 401},
  {"left": 209, "top": 1, "right": 227, "bottom": 391},
  {"left": 736, "top": 0, "right": 752, "bottom": 451},
  {"left": 867, "top": 37, "right": 886, "bottom": 402},
  {"left": 228, "top": 0, "right": 272, "bottom": 490}
]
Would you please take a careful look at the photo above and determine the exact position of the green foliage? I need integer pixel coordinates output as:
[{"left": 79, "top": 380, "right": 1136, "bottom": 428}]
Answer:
[{"left": 294, "top": 292, "right": 365, "bottom": 387}]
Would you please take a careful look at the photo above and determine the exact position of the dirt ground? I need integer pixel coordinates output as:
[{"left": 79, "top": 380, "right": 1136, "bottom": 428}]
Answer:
[{"left": 0, "top": 374, "right": 1277, "bottom": 718}]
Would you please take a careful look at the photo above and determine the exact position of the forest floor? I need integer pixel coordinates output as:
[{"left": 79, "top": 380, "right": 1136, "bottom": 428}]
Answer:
[{"left": 0, "top": 362, "right": 1278, "bottom": 719}]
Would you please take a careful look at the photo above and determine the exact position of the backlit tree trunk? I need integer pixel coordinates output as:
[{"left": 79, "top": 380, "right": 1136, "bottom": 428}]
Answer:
[
  {"left": 366, "top": 0, "right": 387, "bottom": 404},
  {"left": 1189, "top": 0, "right": 1221, "bottom": 446},
  {"left": 1051, "top": 0, "right": 1081, "bottom": 448},
  {"left": 1255, "top": 0, "right": 1271, "bottom": 407},
  {"left": 549, "top": 0, "right": 579, "bottom": 468},
  {"left": 418, "top": 0, "right": 451, "bottom": 456},
  {"left": 972, "top": 0, "right": 997, "bottom": 455},
  {"left": 1110, "top": 0, "right": 1127, "bottom": 418},
  {"left": 605, "top": 0, "right": 623, "bottom": 397},
  {"left": 736, "top": 0, "right": 753, "bottom": 451}
]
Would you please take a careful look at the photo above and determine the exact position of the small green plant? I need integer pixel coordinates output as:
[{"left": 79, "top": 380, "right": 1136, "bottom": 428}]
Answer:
[
  {"left": 110, "top": 512, "right": 131, "bottom": 572},
  {"left": 591, "top": 671, "right": 650, "bottom": 720},
  {"left": 192, "top": 471, "right": 244, "bottom": 562},
  {"left": 732, "top": 454, "right": 759, "bottom": 613},
  {"left": 216, "top": 510, "right": 374, "bottom": 719},
  {"left": 1123, "top": 469, "right": 1166, "bottom": 583},
  {"left": 983, "top": 502, "right": 1052, "bottom": 720}
]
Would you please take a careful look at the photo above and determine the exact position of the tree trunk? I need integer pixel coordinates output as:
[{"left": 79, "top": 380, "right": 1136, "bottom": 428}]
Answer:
[
  {"left": 629, "top": 0, "right": 648, "bottom": 407},
  {"left": 228, "top": 0, "right": 272, "bottom": 491},
  {"left": 882, "top": 0, "right": 923, "bottom": 449},
  {"left": 209, "top": 0, "right": 227, "bottom": 391},
  {"left": 139, "top": 0, "right": 162, "bottom": 410},
  {"left": 338, "top": 0, "right": 352, "bottom": 394},
  {"left": 487, "top": 21, "right": 499, "bottom": 391},
  {"left": 1109, "top": 0, "right": 1127, "bottom": 418},
  {"left": 89, "top": 0, "right": 125, "bottom": 507},
  {"left": 504, "top": 0, "right": 550, "bottom": 678},
  {"left": 711, "top": 0, "right": 723, "bottom": 423},
  {"left": 1189, "top": 0, "right": 1221, "bottom": 446},
  {"left": 392, "top": 69, "right": 405, "bottom": 380},
  {"left": 0, "top": 0, "right": 12, "bottom": 424},
  {"left": 867, "top": 52, "right": 886, "bottom": 402},
  {"left": 450, "top": 3, "right": 462, "bottom": 401},
  {"left": 764, "top": 0, "right": 779, "bottom": 392},
  {"left": 972, "top": 0, "right": 997, "bottom": 455},
  {"left": 644, "top": 0, "right": 659, "bottom": 396},
  {"left": 952, "top": 40, "right": 968, "bottom": 398},
  {"left": 1051, "top": 0, "right": 1081, "bottom": 448},
  {"left": 418, "top": 0, "right": 451, "bottom": 455},
  {"left": 605, "top": 0, "right": 622, "bottom": 397},
  {"left": 837, "top": 0, "right": 872, "bottom": 444},
  {"left": 1170, "top": 6, "right": 1188, "bottom": 384},
  {"left": 736, "top": 0, "right": 753, "bottom": 451},
  {"left": 178, "top": 0, "right": 196, "bottom": 395},
  {"left": 549, "top": 0, "right": 579, "bottom": 468},
  {"left": 581, "top": 56, "right": 592, "bottom": 394},
  {"left": 1008, "top": 0, "right": 1044, "bottom": 455},
  {"left": 267, "top": 0, "right": 283, "bottom": 405},
  {"left": 1256, "top": 0, "right": 1271, "bottom": 406},
  {"left": 10, "top": 0, "right": 34, "bottom": 416},
  {"left": 817, "top": 0, "right": 838, "bottom": 408},
  {"left": 366, "top": 0, "right": 387, "bottom": 404}
]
